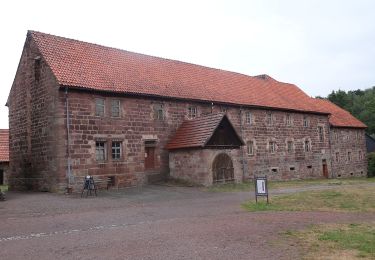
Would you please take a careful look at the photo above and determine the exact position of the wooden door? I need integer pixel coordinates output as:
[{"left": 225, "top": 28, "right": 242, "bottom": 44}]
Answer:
[
  {"left": 145, "top": 147, "right": 155, "bottom": 170},
  {"left": 213, "top": 153, "right": 234, "bottom": 183},
  {"left": 322, "top": 160, "right": 328, "bottom": 178}
]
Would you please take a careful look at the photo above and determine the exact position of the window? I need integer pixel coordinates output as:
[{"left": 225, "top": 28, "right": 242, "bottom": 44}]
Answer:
[
  {"left": 334, "top": 131, "right": 339, "bottom": 141},
  {"left": 318, "top": 126, "right": 324, "bottom": 141},
  {"left": 335, "top": 152, "right": 340, "bottom": 162},
  {"left": 154, "top": 104, "right": 164, "bottom": 120},
  {"left": 303, "top": 116, "right": 309, "bottom": 127},
  {"left": 356, "top": 131, "right": 360, "bottom": 140},
  {"left": 188, "top": 106, "right": 197, "bottom": 119},
  {"left": 304, "top": 140, "right": 311, "bottom": 152},
  {"left": 267, "top": 112, "right": 273, "bottom": 125},
  {"left": 245, "top": 112, "right": 252, "bottom": 125},
  {"left": 96, "top": 141, "right": 106, "bottom": 161},
  {"left": 359, "top": 150, "right": 363, "bottom": 160},
  {"left": 111, "top": 100, "right": 120, "bottom": 117},
  {"left": 112, "top": 141, "right": 122, "bottom": 160},
  {"left": 287, "top": 141, "right": 293, "bottom": 153},
  {"left": 95, "top": 98, "right": 105, "bottom": 117},
  {"left": 286, "top": 114, "right": 292, "bottom": 126},
  {"left": 347, "top": 151, "right": 351, "bottom": 162},
  {"left": 247, "top": 141, "right": 254, "bottom": 155},
  {"left": 269, "top": 141, "right": 276, "bottom": 153}
]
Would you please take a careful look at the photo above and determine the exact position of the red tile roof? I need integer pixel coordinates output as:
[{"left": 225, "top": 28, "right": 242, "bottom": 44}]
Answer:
[
  {"left": 0, "top": 129, "right": 9, "bottom": 162},
  {"left": 28, "top": 31, "right": 328, "bottom": 114},
  {"left": 313, "top": 99, "right": 366, "bottom": 128},
  {"left": 166, "top": 113, "right": 243, "bottom": 150}
]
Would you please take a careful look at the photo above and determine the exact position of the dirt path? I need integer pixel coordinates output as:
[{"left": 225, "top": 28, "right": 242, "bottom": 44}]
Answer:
[{"left": 0, "top": 184, "right": 374, "bottom": 259}]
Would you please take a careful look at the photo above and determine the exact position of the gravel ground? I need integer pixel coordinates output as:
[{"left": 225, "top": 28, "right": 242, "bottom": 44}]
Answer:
[{"left": 0, "top": 184, "right": 374, "bottom": 260}]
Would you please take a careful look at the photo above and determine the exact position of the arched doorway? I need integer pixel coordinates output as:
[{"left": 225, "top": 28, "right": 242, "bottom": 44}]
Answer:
[{"left": 212, "top": 153, "right": 234, "bottom": 183}]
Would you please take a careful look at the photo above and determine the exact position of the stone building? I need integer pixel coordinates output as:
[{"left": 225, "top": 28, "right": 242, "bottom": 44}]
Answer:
[
  {"left": 7, "top": 31, "right": 367, "bottom": 192},
  {"left": 0, "top": 129, "right": 9, "bottom": 186}
]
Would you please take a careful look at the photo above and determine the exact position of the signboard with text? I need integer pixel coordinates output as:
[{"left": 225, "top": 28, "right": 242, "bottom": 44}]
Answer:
[{"left": 254, "top": 176, "right": 269, "bottom": 203}]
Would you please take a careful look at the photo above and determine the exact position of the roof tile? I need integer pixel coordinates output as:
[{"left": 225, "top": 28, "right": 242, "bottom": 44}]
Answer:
[{"left": 29, "top": 31, "right": 326, "bottom": 114}]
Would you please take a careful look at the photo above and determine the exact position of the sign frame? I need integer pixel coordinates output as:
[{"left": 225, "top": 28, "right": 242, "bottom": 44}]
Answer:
[{"left": 254, "top": 176, "right": 269, "bottom": 203}]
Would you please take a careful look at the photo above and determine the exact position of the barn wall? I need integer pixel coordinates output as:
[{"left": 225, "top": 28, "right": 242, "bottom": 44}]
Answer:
[
  {"left": 169, "top": 149, "right": 243, "bottom": 186},
  {"left": 8, "top": 36, "right": 62, "bottom": 192},
  {"left": 330, "top": 128, "right": 367, "bottom": 178}
]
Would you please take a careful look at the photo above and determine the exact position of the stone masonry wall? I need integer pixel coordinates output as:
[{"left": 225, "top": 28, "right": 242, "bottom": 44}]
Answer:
[
  {"left": 8, "top": 35, "right": 62, "bottom": 191},
  {"left": 9, "top": 36, "right": 367, "bottom": 192},
  {"left": 330, "top": 128, "right": 367, "bottom": 178},
  {"left": 169, "top": 149, "right": 243, "bottom": 186}
]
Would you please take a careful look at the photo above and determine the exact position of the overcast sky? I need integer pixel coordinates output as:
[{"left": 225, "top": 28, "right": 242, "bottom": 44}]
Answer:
[{"left": 0, "top": 0, "right": 374, "bottom": 129}]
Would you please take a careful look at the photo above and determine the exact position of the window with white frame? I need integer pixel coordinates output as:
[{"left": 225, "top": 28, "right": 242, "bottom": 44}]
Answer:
[
  {"left": 245, "top": 112, "right": 252, "bottom": 125},
  {"left": 303, "top": 116, "right": 309, "bottom": 127},
  {"left": 269, "top": 141, "right": 276, "bottom": 153},
  {"left": 247, "top": 140, "right": 254, "bottom": 155},
  {"left": 286, "top": 114, "right": 292, "bottom": 126},
  {"left": 111, "top": 141, "right": 122, "bottom": 160},
  {"left": 95, "top": 98, "right": 105, "bottom": 117},
  {"left": 154, "top": 104, "right": 164, "bottom": 120},
  {"left": 188, "top": 106, "right": 197, "bottom": 119},
  {"left": 111, "top": 99, "right": 120, "bottom": 117},
  {"left": 96, "top": 141, "right": 106, "bottom": 161},
  {"left": 304, "top": 140, "right": 311, "bottom": 152}
]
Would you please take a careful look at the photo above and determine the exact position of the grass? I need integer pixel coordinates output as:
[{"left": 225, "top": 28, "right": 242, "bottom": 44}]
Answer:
[
  {"left": 284, "top": 223, "right": 375, "bottom": 259},
  {"left": 0, "top": 185, "right": 8, "bottom": 192},
  {"left": 207, "top": 177, "right": 375, "bottom": 192},
  {"left": 242, "top": 186, "right": 375, "bottom": 212}
]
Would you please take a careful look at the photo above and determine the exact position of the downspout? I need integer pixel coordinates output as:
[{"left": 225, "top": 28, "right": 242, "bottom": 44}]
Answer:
[
  {"left": 239, "top": 107, "right": 247, "bottom": 181},
  {"left": 65, "top": 87, "right": 73, "bottom": 188}
]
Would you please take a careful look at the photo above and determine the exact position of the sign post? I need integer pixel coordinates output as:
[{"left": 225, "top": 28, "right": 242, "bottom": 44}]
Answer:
[{"left": 255, "top": 176, "right": 269, "bottom": 203}]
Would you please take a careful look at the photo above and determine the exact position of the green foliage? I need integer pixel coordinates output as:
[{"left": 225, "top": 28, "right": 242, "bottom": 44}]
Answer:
[
  {"left": 327, "top": 87, "right": 375, "bottom": 135},
  {"left": 368, "top": 152, "right": 375, "bottom": 177},
  {"left": 319, "top": 224, "right": 375, "bottom": 257}
]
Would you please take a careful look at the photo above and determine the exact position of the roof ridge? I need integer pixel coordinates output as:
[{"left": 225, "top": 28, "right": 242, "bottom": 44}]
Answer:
[{"left": 28, "top": 30, "right": 272, "bottom": 83}]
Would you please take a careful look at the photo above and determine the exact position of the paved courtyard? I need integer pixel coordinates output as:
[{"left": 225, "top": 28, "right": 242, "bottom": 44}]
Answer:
[{"left": 1, "top": 184, "right": 374, "bottom": 260}]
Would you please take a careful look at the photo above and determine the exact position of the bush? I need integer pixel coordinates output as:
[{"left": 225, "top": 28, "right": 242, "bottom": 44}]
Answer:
[{"left": 367, "top": 152, "right": 375, "bottom": 177}]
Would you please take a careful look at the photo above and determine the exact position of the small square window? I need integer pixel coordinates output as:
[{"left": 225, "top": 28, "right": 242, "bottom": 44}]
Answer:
[
  {"left": 245, "top": 112, "right": 252, "bottom": 125},
  {"left": 111, "top": 100, "right": 120, "bottom": 117},
  {"left": 95, "top": 98, "right": 105, "bottom": 117},
  {"left": 247, "top": 141, "right": 254, "bottom": 155},
  {"left": 96, "top": 141, "right": 106, "bottom": 161},
  {"left": 188, "top": 106, "right": 197, "bottom": 119},
  {"left": 112, "top": 141, "right": 122, "bottom": 160},
  {"left": 220, "top": 106, "right": 227, "bottom": 113}
]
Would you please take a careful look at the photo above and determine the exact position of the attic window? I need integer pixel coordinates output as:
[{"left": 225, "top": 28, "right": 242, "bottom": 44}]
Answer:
[{"left": 34, "top": 56, "right": 41, "bottom": 81}]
